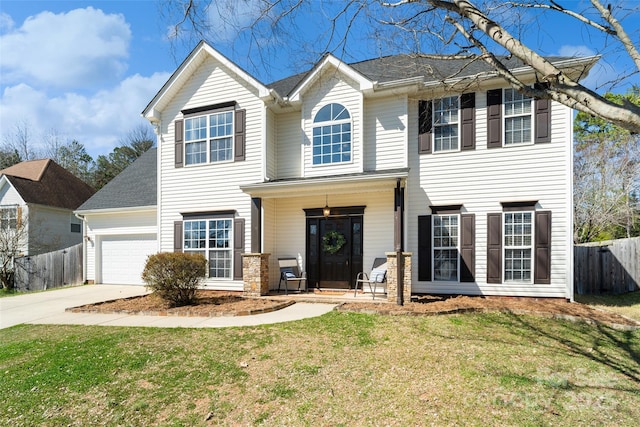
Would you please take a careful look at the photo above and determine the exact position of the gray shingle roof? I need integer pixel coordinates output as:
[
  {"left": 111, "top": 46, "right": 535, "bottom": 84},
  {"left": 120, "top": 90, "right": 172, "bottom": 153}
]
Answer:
[
  {"left": 267, "top": 54, "right": 570, "bottom": 97},
  {"left": 77, "top": 148, "right": 156, "bottom": 211}
]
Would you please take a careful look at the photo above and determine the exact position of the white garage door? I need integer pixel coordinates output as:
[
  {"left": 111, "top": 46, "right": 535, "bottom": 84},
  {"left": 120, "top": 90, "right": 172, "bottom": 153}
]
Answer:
[{"left": 101, "top": 234, "right": 157, "bottom": 285}]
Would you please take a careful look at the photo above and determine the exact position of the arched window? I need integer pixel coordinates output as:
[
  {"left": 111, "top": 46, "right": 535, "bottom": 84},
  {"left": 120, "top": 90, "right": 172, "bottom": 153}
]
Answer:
[{"left": 312, "top": 103, "right": 351, "bottom": 165}]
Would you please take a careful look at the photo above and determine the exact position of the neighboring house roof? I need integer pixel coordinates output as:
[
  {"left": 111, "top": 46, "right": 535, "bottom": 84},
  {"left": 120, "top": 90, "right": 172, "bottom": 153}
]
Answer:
[
  {"left": 0, "top": 159, "right": 95, "bottom": 210},
  {"left": 76, "top": 148, "right": 157, "bottom": 212}
]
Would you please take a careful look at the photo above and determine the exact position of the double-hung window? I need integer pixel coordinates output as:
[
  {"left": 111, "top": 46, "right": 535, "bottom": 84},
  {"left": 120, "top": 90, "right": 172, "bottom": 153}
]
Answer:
[
  {"left": 184, "top": 110, "right": 234, "bottom": 165},
  {"left": 433, "top": 214, "right": 459, "bottom": 281},
  {"left": 312, "top": 103, "right": 351, "bottom": 165},
  {"left": 504, "top": 211, "right": 533, "bottom": 282},
  {"left": 0, "top": 206, "right": 17, "bottom": 230},
  {"left": 504, "top": 88, "right": 532, "bottom": 145},
  {"left": 433, "top": 96, "right": 459, "bottom": 152},
  {"left": 183, "top": 218, "right": 233, "bottom": 279}
]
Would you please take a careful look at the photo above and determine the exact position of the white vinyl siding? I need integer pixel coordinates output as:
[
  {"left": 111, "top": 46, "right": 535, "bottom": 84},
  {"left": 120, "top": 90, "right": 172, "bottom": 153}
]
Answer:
[
  {"left": 159, "top": 56, "right": 258, "bottom": 290},
  {"left": 363, "top": 96, "right": 407, "bottom": 171},
  {"left": 407, "top": 90, "right": 573, "bottom": 298},
  {"left": 275, "top": 111, "right": 302, "bottom": 179}
]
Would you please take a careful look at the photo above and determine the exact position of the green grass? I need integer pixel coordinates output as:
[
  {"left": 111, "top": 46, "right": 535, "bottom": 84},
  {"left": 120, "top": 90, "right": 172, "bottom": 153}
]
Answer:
[
  {"left": 1, "top": 311, "right": 638, "bottom": 426},
  {"left": 577, "top": 290, "right": 640, "bottom": 321},
  {"left": 0, "top": 288, "right": 18, "bottom": 298}
]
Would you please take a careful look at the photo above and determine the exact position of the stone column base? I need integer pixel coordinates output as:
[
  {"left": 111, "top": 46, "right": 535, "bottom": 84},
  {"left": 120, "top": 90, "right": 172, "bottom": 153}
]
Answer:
[
  {"left": 242, "top": 253, "right": 270, "bottom": 297},
  {"left": 386, "top": 252, "right": 412, "bottom": 304}
]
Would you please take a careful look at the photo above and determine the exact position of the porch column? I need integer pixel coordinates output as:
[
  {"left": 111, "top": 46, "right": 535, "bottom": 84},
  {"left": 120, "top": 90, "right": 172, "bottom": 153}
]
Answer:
[
  {"left": 251, "top": 197, "right": 262, "bottom": 253},
  {"left": 242, "top": 253, "right": 270, "bottom": 297},
  {"left": 386, "top": 252, "right": 412, "bottom": 304}
]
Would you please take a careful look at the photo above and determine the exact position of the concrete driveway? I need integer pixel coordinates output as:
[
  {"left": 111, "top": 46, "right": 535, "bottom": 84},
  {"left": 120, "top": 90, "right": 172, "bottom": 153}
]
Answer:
[
  {"left": 0, "top": 285, "right": 336, "bottom": 329},
  {"left": 0, "top": 285, "right": 149, "bottom": 329}
]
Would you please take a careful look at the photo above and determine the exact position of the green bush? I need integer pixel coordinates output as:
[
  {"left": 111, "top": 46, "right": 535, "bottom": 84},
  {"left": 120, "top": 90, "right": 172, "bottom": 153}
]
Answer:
[{"left": 142, "top": 252, "right": 207, "bottom": 306}]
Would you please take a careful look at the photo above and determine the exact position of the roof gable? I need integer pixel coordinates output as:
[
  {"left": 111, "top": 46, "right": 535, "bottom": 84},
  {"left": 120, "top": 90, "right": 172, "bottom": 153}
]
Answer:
[
  {"left": 1, "top": 159, "right": 95, "bottom": 210},
  {"left": 142, "top": 41, "right": 272, "bottom": 122},
  {"left": 287, "top": 54, "right": 374, "bottom": 103}
]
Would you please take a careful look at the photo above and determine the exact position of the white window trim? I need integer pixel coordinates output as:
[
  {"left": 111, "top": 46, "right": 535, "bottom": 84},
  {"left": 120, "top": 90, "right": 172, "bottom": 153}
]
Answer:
[
  {"left": 0, "top": 205, "right": 18, "bottom": 231},
  {"left": 432, "top": 213, "right": 460, "bottom": 282},
  {"left": 183, "top": 218, "right": 234, "bottom": 280},
  {"left": 432, "top": 96, "right": 461, "bottom": 153},
  {"left": 503, "top": 88, "right": 533, "bottom": 147},
  {"left": 312, "top": 103, "right": 353, "bottom": 166},
  {"left": 503, "top": 211, "right": 534, "bottom": 284},
  {"left": 184, "top": 110, "right": 235, "bottom": 166}
]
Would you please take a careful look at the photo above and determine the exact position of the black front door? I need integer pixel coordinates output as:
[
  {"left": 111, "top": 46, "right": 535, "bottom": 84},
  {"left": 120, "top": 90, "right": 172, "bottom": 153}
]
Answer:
[{"left": 306, "top": 215, "right": 363, "bottom": 289}]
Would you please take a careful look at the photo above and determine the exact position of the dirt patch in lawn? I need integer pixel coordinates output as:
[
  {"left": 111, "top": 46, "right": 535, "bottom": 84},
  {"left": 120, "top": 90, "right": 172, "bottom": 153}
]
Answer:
[
  {"left": 69, "top": 291, "right": 293, "bottom": 317},
  {"left": 339, "top": 295, "right": 640, "bottom": 329},
  {"left": 69, "top": 290, "right": 640, "bottom": 329}
]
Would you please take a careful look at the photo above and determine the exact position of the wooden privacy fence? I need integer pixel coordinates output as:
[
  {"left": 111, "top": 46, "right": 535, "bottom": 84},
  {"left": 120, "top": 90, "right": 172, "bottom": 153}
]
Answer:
[
  {"left": 14, "top": 244, "right": 83, "bottom": 292},
  {"left": 574, "top": 237, "right": 640, "bottom": 295}
]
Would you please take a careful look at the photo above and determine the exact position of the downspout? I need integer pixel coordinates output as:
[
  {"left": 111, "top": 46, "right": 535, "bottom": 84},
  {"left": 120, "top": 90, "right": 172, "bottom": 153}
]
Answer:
[{"left": 74, "top": 212, "right": 87, "bottom": 284}]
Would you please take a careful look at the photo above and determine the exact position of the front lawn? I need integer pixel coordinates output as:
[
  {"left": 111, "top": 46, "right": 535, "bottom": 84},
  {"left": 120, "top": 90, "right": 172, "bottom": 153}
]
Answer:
[
  {"left": 1, "top": 311, "right": 638, "bottom": 426},
  {"left": 577, "top": 290, "right": 640, "bottom": 321}
]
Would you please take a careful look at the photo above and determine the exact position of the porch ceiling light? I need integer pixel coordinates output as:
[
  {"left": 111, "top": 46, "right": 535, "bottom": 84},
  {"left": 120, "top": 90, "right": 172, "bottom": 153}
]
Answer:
[{"left": 323, "top": 195, "right": 331, "bottom": 218}]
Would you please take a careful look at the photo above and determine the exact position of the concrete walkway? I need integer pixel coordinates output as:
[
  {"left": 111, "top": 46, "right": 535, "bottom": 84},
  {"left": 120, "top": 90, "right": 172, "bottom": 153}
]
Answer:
[{"left": 0, "top": 285, "right": 337, "bottom": 329}]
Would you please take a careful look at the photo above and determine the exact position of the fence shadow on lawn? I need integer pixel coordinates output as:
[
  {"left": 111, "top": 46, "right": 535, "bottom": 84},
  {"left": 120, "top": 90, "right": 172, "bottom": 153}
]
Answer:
[{"left": 507, "top": 312, "right": 640, "bottom": 385}]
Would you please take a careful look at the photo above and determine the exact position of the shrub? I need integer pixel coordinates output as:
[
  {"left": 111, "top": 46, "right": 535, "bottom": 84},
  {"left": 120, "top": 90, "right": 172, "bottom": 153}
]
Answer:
[{"left": 142, "top": 252, "right": 207, "bottom": 306}]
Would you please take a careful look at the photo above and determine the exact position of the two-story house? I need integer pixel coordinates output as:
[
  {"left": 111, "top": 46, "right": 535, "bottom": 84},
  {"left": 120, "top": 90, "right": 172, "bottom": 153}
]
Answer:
[{"left": 84, "top": 41, "right": 597, "bottom": 300}]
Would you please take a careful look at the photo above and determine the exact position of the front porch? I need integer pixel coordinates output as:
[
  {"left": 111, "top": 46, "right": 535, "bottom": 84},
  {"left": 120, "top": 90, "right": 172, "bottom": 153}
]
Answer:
[{"left": 242, "top": 252, "right": 412, "bottom": 304}]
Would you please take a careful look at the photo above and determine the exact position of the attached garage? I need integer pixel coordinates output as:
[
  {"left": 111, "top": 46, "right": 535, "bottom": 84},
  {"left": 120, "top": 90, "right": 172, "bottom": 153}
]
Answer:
[
  {"left": 75, "top": 149, "right": 158, "bottom": 287},
  {"left": 100, "top": 234, "right": 157, "bottom": 285}
]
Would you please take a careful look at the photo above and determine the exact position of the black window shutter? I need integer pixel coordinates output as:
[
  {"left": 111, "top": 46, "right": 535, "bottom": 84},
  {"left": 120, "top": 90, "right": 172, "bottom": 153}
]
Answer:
[
  {"left": 234, "top": 109, "right": 246, "bottom": 161},
  {"left": 418, "top": 215, "right": 432, "bottom": 281},
  {"left": 486, "top": 89, "right": 502, "bottom": 149},
  {"left": 487, "top": 213, "right": 502, "bottom": 283},
  {"left": 534, "top": 211, "right": 552, "bottom": 284},
  {"left": 418, "top": 101, "right": 432, "bottom": 154},
  {"left": 460, "top": 93, "right": 476, "bottom": 151},
  {"left": 460, "top": 214, "right": 475, "bottom": 282},
  {"left": 534, "top": 98, "right": 551, "bottom": 144},
  {"left": 174, "top": 119, "right": 184, "bottom": 168},
  {"left": 173, "top": 221, "right": 183, "bottom": 252},
  {"left": 233, "top": 218, "right": 245, "bottom": 280}
]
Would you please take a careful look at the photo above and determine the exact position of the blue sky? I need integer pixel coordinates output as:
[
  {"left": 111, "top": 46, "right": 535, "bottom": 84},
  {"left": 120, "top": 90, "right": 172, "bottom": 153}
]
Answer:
[{"left": 1, "top": 0, "right": 638, "bottom": 158}]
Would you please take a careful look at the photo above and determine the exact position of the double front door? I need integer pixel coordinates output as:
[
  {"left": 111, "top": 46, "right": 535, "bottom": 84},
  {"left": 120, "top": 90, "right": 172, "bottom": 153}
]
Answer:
[{"left": 306, "top": 215, "right": 363, "bottom": 289}]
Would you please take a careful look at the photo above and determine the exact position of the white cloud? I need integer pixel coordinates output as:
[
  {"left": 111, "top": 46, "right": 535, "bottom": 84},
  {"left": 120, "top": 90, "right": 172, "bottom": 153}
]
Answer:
[
  {"left": 557, "top": 44, "right": 622, "bottom": 91},
  {"left": 0, "top": 12, "right": 14, "bottom": 33},
  {"left": 0, "top": 72, "right": 170, "bottom": 157},
  {"left": 0, "top": 7, "right": 131, "bottom": 89},
  {"left": 558, "top": 45, "right": 596, "bottom": 58}
]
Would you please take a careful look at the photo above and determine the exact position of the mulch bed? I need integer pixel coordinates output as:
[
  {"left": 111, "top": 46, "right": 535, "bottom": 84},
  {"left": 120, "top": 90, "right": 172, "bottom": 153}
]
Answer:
[
  {"left": 69, "top": 290, "right": 640, "bottom": 330},
  {"left": 338, "top": 295, "right": 640, "bottom": 330},
  {"left": 69, "top": 291, "right": 293, "bottom": 317}
]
